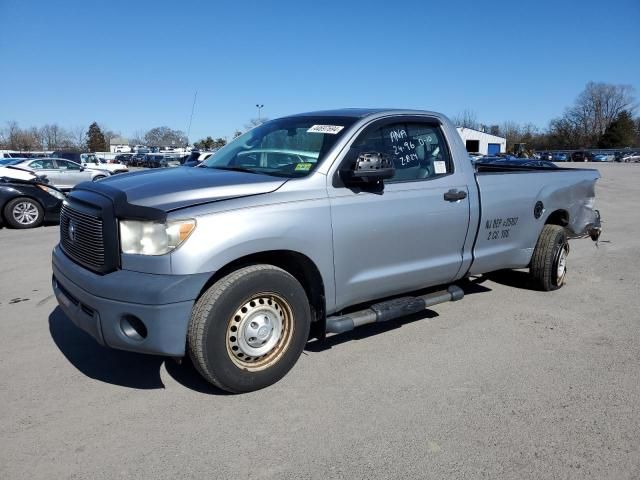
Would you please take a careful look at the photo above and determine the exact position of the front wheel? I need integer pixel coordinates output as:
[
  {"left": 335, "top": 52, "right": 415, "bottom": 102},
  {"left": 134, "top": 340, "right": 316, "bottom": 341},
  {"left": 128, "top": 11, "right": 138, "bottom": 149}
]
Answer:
[
  {"left": 188, "top": 265, "right": 311, "bottom": 393},
  {"left": 530, "top": 224, "right": 569, "bottom": 291},
  {"left": 3, "top": 197, "right": 44, "bottom": 229}
]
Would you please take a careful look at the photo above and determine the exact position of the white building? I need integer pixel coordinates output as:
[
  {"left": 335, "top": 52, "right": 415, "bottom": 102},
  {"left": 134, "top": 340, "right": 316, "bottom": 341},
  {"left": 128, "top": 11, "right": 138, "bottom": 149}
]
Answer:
[
  {"left": 456, "top": 127, "right": 506, "bottom": 155},
  {"left": 109, "top": 137, "right": 131, "bottom": 153}
]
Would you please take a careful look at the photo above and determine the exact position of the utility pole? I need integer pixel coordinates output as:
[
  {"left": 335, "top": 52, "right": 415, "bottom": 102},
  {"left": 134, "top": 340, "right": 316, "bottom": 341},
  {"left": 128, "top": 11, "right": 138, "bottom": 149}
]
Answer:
[{"left": 256, "top": 104, "right": 264, "bottom": 122}]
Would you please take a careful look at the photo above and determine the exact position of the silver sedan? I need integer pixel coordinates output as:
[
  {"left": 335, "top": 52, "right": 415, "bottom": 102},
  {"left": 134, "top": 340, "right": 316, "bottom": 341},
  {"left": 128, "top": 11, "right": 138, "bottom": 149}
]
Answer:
[{"left": 13, "top": 158, "right": 111, "bottom": 191}]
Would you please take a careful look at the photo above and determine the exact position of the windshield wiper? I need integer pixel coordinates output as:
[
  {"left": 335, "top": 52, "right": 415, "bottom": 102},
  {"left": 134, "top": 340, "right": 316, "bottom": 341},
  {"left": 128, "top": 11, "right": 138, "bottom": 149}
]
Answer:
[{"left": 208, "top": 166, "right": 262, "bottom": 174}]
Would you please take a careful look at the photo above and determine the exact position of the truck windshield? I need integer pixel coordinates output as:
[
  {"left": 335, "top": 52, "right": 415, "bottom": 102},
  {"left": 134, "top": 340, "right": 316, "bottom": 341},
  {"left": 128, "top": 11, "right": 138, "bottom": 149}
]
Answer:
[{"left": 202, "top": 116, "right": 356, "bottom": 178}]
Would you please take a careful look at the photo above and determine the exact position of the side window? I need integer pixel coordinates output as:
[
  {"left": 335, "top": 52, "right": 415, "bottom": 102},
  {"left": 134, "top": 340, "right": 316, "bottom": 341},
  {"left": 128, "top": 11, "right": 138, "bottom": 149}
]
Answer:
[
  {"left": 58, "top": 160, "right": 80, "bottom": 170},
  {"left": 30, "top": 159, "right": 55, "bottom": 169},
  {"left": 352, "top": 122, "right": 452, "bottom": 182}
]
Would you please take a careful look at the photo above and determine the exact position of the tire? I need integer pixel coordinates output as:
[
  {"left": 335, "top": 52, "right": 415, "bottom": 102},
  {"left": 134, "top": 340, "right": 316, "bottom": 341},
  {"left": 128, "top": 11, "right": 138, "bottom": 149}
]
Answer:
[
  {"left": 188, "top": 265, "right": 311, "bottom": 393},
  {"left": 530, "top": 224, "right": 569, "bottom": 291},
  {"left": 3, "top": 197, "right": 44, "bottom": 229}
]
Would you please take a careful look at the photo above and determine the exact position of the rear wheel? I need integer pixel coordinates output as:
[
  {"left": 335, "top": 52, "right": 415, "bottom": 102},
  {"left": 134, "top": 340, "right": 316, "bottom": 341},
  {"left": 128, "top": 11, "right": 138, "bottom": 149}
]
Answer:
[
  {"left": 188, "top": 265, "right": 311, "bottom": 393},
  {"left": 3, "top": 197, "right": 44, "bottom": 229},
  {"left": 530, "top": 224, "right": 569, "bottom": 291}
]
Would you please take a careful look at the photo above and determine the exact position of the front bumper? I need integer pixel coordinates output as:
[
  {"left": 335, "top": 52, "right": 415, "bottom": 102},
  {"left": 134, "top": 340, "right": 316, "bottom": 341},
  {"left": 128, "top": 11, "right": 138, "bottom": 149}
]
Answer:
[
  {"left": 52, "top": 245, "right": 211, "bottom": 356},
  {"left": 44, "top": 201, "right": 62, "bottom": 223}
]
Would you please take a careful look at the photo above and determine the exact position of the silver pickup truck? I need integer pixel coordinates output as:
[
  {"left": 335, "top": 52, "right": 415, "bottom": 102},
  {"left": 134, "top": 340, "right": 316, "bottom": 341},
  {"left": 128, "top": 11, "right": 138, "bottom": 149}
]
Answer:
[{"left": 51, "top": 109, "right": 602, "bottom": 392}]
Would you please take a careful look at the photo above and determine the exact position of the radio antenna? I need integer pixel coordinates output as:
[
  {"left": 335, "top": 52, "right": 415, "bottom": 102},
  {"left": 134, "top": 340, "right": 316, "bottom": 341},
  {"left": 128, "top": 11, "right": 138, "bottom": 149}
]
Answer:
[{"left": 186, "top": 90, "right": 198, "bottom": 146}]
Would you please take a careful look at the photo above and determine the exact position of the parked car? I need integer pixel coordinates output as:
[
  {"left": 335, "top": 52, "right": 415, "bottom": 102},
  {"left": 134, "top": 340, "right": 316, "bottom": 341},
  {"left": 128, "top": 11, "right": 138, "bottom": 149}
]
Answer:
[
  {"left": 0, "top": 158, "right": 26, "bottom": 166},
  {"left": 592, "top": 154, "right": 612, "bottom": 162},
  {"left": 128, "top": 153, "right": 146, "bottom": 167},
  {"left": 143, "top": 154, "right": 181, "bottom": 168},
  {"left": 143, "top": 154, "right": 163, "bottom": 168},
  {"left": 0, "top": 166, "right": 65, "bottom": 228},
  {"left": 181, "top": 150, "right": 217, "bottom": 167},
  {"left": 538, "top": 152, "right": 553, "bottom": 161},
  {"left": 570, "top": 151, "right": 592, "bottom": 162},
  {"left": 622, "top": 152, "right": 640, "bottom": 162},
  {"left": 552, "top": 152, "right": 568, "bottom": 162},
  {"left": 81, "top": 157, "right": 129, "bottom": 174},
  {"left": 477, "top": 157, "right": 557, "bottom": 168},
  {"left": 52, "top": 108, "right": 602, "bottom": 393},
  {"left": 115, "top": 154, "right": 134, "bottom": 166},
  {"left": 14, "top": 158, "right": 111, "bottom": 191},
  {"left": 467, "top": 152, "right": 483, "bottom": 163}
]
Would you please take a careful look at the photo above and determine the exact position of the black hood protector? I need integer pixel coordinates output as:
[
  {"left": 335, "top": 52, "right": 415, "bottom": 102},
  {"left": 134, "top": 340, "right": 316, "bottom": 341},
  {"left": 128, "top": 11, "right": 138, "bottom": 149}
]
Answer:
[{"left": 71, "top": 167, "right": 287, "bottom": 221}]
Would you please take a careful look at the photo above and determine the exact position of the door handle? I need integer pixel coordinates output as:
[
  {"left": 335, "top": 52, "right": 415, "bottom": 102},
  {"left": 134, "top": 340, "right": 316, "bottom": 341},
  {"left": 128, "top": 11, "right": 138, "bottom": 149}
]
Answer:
[{"left": 443, "top": 189, "right": 467, "bottom": 202}]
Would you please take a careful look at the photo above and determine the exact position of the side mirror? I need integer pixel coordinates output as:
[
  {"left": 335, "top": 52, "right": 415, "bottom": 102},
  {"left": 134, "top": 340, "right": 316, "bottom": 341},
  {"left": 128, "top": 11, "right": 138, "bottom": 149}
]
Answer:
[
  {"left": 79, "top": 166, "right": 85, "bottom": 171},
  {"left": 341, "top": 151, "right": 395, "bottom": 184}
]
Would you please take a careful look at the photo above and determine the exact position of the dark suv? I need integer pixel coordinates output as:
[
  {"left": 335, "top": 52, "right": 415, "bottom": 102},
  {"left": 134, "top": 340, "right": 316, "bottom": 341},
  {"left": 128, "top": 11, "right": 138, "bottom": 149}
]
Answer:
[{"left": 571, "top": 151, "right": 592, "bottom": 162}]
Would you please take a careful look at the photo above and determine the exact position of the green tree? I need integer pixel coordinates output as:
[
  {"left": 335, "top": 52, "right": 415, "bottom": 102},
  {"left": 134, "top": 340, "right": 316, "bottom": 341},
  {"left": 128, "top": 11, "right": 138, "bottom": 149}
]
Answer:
[
  {"left": 193, "top": 136, "right": 227, "bottom": 150},
  {"left": 599, "top": 111, "right": 636, "bottom": 148},
  {"left": 85, "top": 122, "right": 107, "bottom": 152},
  {"left": 194, "top": 136, "right": 215, "bottom": 150}
]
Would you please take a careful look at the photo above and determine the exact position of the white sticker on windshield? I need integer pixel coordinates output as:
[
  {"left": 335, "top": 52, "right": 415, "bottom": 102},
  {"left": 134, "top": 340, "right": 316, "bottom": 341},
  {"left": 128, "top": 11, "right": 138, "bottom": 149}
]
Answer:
[
  {"left": 307, "top": 125, "right": 345, "bottom": 134},
  {"left": 434, "top": 161, "right": 447, "bottom": 174}
]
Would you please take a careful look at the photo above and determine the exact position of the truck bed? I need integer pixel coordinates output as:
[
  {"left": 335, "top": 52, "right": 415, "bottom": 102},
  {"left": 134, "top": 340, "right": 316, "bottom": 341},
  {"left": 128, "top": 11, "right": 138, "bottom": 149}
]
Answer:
[{"left": 468, "top": 166, "right": 600, "bottom": 276}]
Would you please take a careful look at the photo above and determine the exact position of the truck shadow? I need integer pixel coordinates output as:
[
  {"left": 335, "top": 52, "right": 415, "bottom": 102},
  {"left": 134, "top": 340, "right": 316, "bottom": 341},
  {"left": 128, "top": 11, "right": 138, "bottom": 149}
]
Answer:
[
  {"left": 483, "top": 269, "right": 539, "bottom": 290},
  {"left": 48, "top": 277, "right": 497, "bottom": 394},
  {"left": 48, "top": 307, "right": 230, "bottom": 395}
]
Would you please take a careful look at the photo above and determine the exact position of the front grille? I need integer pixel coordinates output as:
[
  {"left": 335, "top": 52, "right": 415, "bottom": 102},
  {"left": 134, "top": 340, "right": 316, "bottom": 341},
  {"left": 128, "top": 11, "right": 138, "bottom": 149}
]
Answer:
[{"left": 60, "top": 203, "right": 105, "bottom": 271}]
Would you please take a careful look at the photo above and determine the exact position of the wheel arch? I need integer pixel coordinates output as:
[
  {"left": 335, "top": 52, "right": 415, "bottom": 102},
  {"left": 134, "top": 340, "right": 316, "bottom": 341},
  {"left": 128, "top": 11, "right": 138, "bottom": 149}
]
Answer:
[
  {"left": 197, "top": 250, "right": 326, "bottom": 332},
  {"left": 545, "top": 209, "right": 569, "bottom": 227}
]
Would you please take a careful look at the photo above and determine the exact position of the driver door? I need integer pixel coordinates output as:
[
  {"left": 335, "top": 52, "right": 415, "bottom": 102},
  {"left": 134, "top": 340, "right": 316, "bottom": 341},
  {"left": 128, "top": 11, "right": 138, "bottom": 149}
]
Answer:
[{"left": 328, "top": 119, "right": 471, "bottom": 311}]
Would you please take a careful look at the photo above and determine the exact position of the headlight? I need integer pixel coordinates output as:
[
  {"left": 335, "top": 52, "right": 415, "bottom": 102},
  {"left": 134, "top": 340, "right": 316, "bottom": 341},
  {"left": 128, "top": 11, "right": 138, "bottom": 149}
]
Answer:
[
  {"left": 36, "top": 184, "right": 66, "bottom": 200},
  {"left": 119, "top": 219, "right": 196, "bottom": 255}
]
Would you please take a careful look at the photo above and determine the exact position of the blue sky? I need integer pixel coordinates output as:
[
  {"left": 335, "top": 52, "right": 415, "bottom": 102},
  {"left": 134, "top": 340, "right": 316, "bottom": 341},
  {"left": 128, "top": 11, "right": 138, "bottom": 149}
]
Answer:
[{"left": 1, "top": 0, "right": 638, "bottom": 142}]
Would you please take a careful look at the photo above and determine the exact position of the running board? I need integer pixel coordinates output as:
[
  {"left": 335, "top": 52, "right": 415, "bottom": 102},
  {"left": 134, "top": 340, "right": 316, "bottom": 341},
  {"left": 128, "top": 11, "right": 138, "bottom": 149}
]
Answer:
[{"left": 325, "top": 285, "right": 464, "bottom": 334}]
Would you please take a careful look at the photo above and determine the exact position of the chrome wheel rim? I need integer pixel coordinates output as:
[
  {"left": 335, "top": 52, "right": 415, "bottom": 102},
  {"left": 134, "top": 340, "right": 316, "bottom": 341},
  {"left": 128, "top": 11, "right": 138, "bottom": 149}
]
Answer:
[
  {"left": 556, "top": 244, "right": 568, "bottom": 285},
  {"left": 226, "top": 293, "right": 294, "bottom": 371},
  {"left": 12, "top": 201, "right": 39, "bottom": 225}
]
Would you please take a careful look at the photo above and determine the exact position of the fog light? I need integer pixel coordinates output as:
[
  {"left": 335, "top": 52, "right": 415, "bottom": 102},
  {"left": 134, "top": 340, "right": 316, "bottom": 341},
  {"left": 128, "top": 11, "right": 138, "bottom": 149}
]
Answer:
[{"left": 120, "top": 314, "right": 148, "bottom": 341}]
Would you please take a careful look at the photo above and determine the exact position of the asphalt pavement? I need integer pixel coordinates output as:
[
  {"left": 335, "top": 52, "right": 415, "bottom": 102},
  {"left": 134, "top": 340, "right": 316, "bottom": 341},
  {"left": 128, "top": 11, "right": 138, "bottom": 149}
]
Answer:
[{"left": 1, "top": 163, "right": 639, "bottom": 479}]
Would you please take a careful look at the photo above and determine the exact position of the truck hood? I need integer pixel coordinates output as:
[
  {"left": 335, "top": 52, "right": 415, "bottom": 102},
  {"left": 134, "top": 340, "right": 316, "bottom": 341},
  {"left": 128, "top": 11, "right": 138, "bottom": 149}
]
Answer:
[{"left": 97, "top": 166, "right": 287, "bottom": 211}]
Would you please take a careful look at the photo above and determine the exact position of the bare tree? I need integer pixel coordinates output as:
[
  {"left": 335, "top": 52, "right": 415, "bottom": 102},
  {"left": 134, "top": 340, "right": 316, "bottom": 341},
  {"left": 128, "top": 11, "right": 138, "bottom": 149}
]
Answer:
[
  {"left": 550, "top": 82, "right": 637, "bottom": 148},
  {"left": 40, "top": 124, "right": 73, "bottom": 150},
  {"left": 243, "top": 117, "right": 269, "bottom": 131},
  {"left": 451, "top": 110, "right": 479, "bottom": 129},
  {"left": 144, "top": 127, "right": 187, "bottom": 147},
  {"left": 100, "top": 127, "right": 121, "bottom": 152},
  {"left": 5, "top": 121, "right": 21, "bottom": 149},
  {"left": 129, "top": 130, "right": 145, "bottom": 146},
  {"left": 70, "top": 126, "right": 86, "bottom": 150}
]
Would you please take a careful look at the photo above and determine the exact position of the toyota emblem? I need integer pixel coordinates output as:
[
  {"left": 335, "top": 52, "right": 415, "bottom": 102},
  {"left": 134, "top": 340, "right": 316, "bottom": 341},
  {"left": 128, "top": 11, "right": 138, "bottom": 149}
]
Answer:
[{"left": 68, "top": 221, "right": 77, "bottom": 242}]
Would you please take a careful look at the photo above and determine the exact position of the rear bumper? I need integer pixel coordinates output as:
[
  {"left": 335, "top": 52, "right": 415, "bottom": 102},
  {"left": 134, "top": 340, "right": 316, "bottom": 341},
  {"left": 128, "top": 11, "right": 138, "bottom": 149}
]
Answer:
[{"left": 51, "top": 245, "right": 211, "bottom": 356}]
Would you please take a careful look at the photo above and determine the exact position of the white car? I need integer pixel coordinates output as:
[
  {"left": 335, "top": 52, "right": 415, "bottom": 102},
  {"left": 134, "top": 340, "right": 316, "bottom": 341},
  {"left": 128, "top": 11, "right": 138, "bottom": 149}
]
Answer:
[
  {"left": 81, "top": 157, "right": 129, "bottom": 174},
  {"left": 0, "top": 165, "right": 40, "bottom": 181},
  {"left": 622, "top": 153, "right": 640, "bottom": 163}
]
